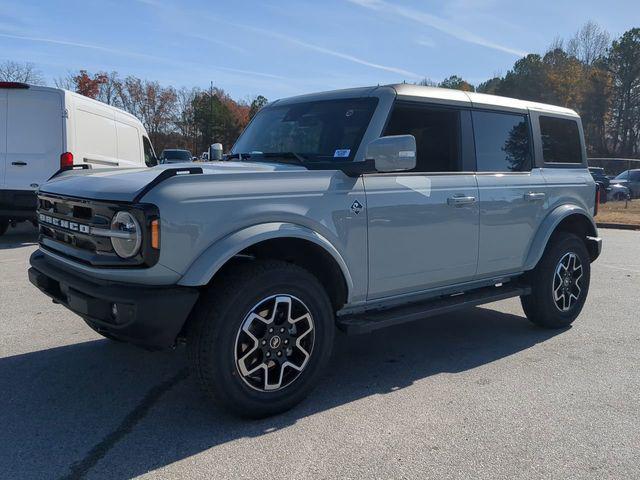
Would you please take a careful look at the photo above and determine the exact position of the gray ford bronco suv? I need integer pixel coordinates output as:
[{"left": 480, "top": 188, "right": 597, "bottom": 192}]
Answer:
[{"left": 29, "top": 85, "right": 602, "bottom": 417}]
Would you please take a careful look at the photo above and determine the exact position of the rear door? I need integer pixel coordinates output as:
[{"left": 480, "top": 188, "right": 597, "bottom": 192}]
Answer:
[
  {"left": 473, "top": 110, "right": 547, "bottom": 276},
  {"left": 5, "top": 88, "right": 64, "bottom": 190},
  {"left": 0, "top": 90, "right": 7, "bottom": 187}
]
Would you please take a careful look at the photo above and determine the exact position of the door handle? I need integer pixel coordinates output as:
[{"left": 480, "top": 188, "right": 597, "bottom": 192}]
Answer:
[
  {"left": 524, "top": 192, "right": 546, "bottom": 201},
  {"left": 447, "top": 195, "right": 477, "bottom": 206},
  {"left": 11, "top": 161, "right": 27, "bottom": 166}
]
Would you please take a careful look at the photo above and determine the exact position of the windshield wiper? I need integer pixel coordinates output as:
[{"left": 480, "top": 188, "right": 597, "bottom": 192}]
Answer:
[
  {"left": 227, "top": 152, "right": 309, "bottom": 165},
  {"left": 260, "top": 152, "right": 308, "bottom": 163},
  {"left": 225, "top": 153, "right": 251, "bottom": 160}
]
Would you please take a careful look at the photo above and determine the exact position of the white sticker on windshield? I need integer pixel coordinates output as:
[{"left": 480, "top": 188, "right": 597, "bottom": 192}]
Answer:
[{"left": 334, "top": 149, "right": 351, "bottom": 158}]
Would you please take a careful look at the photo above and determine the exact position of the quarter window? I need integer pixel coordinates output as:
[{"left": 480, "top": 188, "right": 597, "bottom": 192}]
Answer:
[
  {"left": 539, "top": 116, "right": 582, "bottom": 164},
  {"left": 473, "top": 111, "right": 531, "bottom": 172},
  {"left": 383, "top": 103, "right": 460, "bottom": 172}
]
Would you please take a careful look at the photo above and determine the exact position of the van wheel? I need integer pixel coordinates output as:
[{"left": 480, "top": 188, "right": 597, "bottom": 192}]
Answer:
[
  {"left": 0, "top": 219, "right": 8, "bottom": 236},
  {"left": 521, "top": 232, "right": 590, "bottom": 328},
  {"left": 187, "top": 260, "right": 335, "bottom": 418}
]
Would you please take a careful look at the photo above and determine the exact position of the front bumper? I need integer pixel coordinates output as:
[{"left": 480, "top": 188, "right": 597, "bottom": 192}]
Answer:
[
  {"left": 0, "top": 189, "right": 37, "bottom": 220},
  {"left": 28, "top": 251, "right": 200, "bottom": 349},
  {"left": 586, "top": 235, "right": 602, "bottom": 262}
]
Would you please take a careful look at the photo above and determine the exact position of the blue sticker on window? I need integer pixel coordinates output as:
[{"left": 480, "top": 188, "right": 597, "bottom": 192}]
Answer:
[{"left": 334, "top": 149, "right": 351, "bottom": 158}]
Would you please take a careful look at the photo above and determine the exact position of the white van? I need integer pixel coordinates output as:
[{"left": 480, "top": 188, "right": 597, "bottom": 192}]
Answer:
[{"left": 0, "top": 82, "right": 157, "bottom": 235}]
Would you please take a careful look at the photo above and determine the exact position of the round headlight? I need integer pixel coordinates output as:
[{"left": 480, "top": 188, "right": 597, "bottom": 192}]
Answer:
[{"left": 111, "top": 211, "right": 142, "bottom": 259}]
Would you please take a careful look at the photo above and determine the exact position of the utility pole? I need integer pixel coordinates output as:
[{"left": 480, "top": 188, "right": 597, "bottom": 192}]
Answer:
[{"left": 209, "top": 80, "right": 214, "bottom": 148}]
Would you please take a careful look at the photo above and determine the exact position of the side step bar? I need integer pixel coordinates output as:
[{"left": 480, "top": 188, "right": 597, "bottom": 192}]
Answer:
[{"left": 337, "top": 283, "right": 531, "bottom": 334}]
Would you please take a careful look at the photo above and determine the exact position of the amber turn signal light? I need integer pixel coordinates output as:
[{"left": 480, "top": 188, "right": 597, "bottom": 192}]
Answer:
[{"left": 151, "top": 219, "right": 160, "bottom": 249}]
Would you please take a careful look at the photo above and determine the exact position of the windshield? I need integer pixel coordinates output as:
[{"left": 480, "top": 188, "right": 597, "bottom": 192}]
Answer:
[
  {"left": 614, "top": 171, "right": 629, "bottom": 180},
  {"left": 232, "top": 98, "right": 378, "bottom": 162},
  {"left": 162, "top": 150, "right": 192, "bottom": 162}
]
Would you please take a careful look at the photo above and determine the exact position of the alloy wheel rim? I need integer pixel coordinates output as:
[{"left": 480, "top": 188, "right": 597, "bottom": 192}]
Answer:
[
  {"left": 234, "top": 294, "right": 315, "bottom": 392},
  {"left": 552, "top": 252, "right": 583, "bottom": 312}
]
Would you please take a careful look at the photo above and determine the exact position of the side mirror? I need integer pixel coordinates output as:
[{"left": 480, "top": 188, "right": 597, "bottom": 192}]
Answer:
[{"left": 366, "top": 135, "right": 416, "bottom": 172}]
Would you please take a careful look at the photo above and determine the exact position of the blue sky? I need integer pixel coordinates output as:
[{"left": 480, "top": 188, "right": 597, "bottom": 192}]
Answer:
[{"left": 1, "top": 0, "right": 638, "bottom": 101}]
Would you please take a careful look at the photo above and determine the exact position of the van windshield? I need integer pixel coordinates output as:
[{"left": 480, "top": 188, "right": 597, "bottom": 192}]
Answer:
[{"left": 232, "top": 98, "right": 378, "bottom": 162}]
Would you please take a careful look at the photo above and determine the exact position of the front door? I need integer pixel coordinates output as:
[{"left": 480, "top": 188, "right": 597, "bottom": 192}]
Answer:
[
  {"left": 364, "top": 173, "right": 479, "bottom": 299},
  {"left": 363, "top": 101, "right": 479, "bottom": 300}
]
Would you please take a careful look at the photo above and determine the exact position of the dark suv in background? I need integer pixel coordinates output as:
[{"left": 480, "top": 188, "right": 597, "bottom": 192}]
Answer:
[{"left": 159, "top": 149, "right": 193, "bottom": 164}]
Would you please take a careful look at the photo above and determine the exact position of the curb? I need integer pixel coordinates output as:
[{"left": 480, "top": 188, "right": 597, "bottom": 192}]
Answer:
[{"left": 596, "top": 222, "right": 640, "bottom": 231}]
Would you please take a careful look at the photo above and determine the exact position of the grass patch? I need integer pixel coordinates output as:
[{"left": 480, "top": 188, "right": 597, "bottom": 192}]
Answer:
[{"left": 598, "top": 200, "right": 640, "bottom": 226}]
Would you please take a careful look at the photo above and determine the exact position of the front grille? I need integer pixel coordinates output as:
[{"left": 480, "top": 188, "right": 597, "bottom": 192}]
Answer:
[{"left": 36, "top": 194, "right": 150, "bottom": 267}]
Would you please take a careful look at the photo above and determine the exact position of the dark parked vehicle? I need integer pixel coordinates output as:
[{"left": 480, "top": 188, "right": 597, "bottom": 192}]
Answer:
[
  {"left": 159, "top": 149, "right": 193, "bottom": 164},
  {"left": 612, "top": 169, "right": 640, "bottom": 198}
]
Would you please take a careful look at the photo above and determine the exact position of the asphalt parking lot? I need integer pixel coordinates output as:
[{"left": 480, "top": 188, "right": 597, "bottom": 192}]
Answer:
[{"left": 1, "top": 225, "right": 638, "bottom": 479}]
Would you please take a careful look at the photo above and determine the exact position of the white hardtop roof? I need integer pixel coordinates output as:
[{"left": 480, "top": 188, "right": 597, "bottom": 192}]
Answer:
[
  {"left": 390, "top": 84, "right": 579, "bottom": 117},
  {"left": 271, "top": 83, "right": 578, "bottom": 117}
]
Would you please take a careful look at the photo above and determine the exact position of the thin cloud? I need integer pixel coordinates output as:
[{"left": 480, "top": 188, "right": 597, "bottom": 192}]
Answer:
[
  {"left": 417, "top": 38, "right": 436, "bottom": 48},
  {"left": 235, "top": 23, "right": 421, "bottom": 79},
  {"left": 348, "top": 0, "right": 527, "bottom": 57},
  {"left": 217, "top": 66, "right": 287, "bottom": 80},
  {"left": 0, "top": 32, "right": 164, "bottom": 61}
]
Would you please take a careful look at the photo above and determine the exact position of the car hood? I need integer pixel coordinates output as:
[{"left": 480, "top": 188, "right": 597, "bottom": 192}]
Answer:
[
  {"left": 38, "top": 161, "right": 307, "bottom": 202},
  {"left": 610, "top": 179, "right": 629, "bottom": 187}
]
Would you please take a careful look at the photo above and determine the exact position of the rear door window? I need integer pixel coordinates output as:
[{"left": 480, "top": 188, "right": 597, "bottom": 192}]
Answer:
[
  {"left": 472, "top": 111, "right": 532, "bottom": 172},
  {"left": 539, "top": 116, "right": 582, "bottom": 164}
]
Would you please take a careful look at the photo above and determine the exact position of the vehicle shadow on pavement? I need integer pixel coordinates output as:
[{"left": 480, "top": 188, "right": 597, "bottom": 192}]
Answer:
[
  {"left": 0, "top": 307, "right": 563, "bottom": 479},
  {"left": 0, "top": 223, "right": 38, "bottom": 250}
]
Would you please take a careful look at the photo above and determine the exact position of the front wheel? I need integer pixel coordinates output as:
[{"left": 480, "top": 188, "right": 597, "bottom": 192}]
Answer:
[
  {"left": 521, "top": 232, "right": 591, "bottom": 328},
  {"left": 187, "top": 260, "right": 335, "bottom": 418}
]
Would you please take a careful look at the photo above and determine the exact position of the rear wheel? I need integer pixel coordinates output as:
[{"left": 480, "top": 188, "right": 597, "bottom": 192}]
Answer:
[
  {"left": 521, "top": 232, "right": 591, "bottom": 328},
  {"left": 187, "top": 260, "right": 335, "bottom": 418}
]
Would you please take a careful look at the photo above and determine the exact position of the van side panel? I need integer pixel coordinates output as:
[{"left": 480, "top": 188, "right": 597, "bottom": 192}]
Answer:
[
  {"left": 5, "top": 89, "right": 64, "bottom": 190},
  {"left": 115, "top": 114, "right": 143, "bottom": 166},
  {"left": 74, "top": 100, "right": 119, "bottom": 167},
  {"left": 0, "top": 91, "right": 7, "bottom": 187}
]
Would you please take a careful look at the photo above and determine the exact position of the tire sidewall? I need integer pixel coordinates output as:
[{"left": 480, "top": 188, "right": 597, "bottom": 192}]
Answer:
[
  {"left": 536, "top": 234, "right": 591, "bottom": 325},
  {"left": 199, "top": 265, "right": 334, "bottom": 415}
]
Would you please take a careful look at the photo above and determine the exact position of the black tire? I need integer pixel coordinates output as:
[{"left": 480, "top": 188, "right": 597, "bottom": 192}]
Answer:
[
  {"left": 0, "top": 219, "right": 8, "bottom": 237},
  {"left": 521, "top": 232, "right": 591, "bottom": 328},
  {"left": 187, "top": 260, "right": 335, "bottom": 418}
]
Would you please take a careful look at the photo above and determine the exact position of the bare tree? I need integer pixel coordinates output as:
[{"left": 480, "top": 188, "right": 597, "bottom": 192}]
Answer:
[
  {"left": 0, "top": 61, "right": 45, "bottom": 85},
  {"left": 54, "top": 73, "right": 75, "bottom": 90},
  {"left": 417, "top": 77, "right": 437, "bottom": 87},
  {"left": 174, "top": 87, "right": 200, "bottom": 152},
  {"left": 95, "top": 71, "right": 122, "bottom": 106},
  {"left": 568, "top": 21, "right": 611, "bottom": 65}
]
